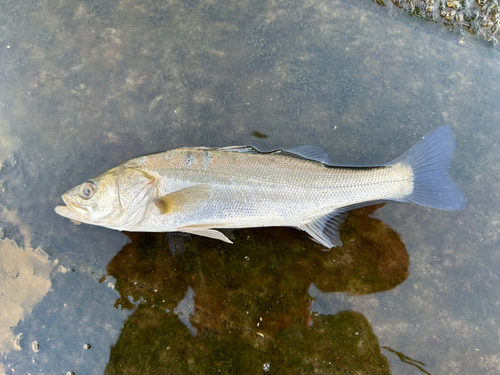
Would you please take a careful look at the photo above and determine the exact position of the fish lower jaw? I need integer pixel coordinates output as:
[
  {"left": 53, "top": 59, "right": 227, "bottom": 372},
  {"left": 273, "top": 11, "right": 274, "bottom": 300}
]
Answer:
[
  {"left": 55, "top": 205, "right": 89, "bottom": 223},
  {"left": 55, "top": 205, "right": 74, "bottom": 218}
]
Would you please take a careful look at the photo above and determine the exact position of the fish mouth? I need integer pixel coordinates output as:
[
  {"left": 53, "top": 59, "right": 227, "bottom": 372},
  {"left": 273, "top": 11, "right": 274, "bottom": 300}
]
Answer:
[{"left": 55, "top": 195, "right": 89, "bottom": 223}]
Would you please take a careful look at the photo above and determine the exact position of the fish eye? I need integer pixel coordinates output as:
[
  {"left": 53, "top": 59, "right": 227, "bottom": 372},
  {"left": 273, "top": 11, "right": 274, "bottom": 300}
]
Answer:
[{"left": 80, "top": 180, "right": 97, "bottom": 199}]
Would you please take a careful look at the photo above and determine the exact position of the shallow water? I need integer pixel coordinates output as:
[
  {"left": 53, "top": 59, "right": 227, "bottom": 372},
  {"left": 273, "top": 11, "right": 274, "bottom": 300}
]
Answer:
[{"left": 0, "top": 0, "right": 499, "bottom": 374}]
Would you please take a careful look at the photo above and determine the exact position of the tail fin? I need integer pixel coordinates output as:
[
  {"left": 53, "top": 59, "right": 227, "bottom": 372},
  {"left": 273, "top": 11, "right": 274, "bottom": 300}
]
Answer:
[{"left": 390, "top": 125, "right": 466, "bottom": 211}]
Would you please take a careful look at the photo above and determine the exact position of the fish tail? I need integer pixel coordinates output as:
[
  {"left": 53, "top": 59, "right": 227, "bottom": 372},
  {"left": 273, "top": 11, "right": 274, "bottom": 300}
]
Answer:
[{"left": 390, "top": 125, "right": 466, "bottom": 211}]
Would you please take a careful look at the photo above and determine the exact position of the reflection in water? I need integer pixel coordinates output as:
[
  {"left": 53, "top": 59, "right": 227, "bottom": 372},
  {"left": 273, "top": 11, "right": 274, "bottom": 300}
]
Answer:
[
  {"left": 173, "top": 286, "right": 197, "bottom": 336},
  {"left": 105, "top": 204, "right": 409, "bottom": 373}
]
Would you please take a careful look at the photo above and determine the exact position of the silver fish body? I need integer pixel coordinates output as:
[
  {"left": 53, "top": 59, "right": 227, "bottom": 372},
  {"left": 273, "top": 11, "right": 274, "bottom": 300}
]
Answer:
[{"left": 55, "top": 126, "right": 465, "bottom": 248}]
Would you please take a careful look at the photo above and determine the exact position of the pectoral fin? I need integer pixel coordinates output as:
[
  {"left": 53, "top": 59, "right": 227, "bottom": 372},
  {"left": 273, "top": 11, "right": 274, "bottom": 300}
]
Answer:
[
  {"left": 178, "top": 225, "right": 233, "bottom": 244},
  {"left": 155, "top": 185, "right": 211, "bottom": 215}
]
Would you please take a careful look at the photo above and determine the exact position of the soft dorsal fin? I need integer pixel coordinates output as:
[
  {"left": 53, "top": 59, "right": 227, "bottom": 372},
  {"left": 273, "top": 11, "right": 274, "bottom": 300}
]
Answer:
[
  {"left": 219, "top": 145, "right": 330, "bottom": 164},
  {"left": 282, "top": 145, "right": 330, "bottom": 164},
  {"left": 155, "top": 185, "right": 211, "bottom": 215}
]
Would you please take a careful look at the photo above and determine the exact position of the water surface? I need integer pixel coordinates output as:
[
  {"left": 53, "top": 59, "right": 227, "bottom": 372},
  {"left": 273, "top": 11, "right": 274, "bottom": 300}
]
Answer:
[{"left": 0, "top": 0, "right": 499, "bottom": 374}]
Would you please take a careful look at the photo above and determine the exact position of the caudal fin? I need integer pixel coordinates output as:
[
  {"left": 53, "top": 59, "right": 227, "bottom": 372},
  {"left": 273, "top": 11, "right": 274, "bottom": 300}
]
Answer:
[{"left": 391, "top": 125, "right": 466, "bottom": 211}]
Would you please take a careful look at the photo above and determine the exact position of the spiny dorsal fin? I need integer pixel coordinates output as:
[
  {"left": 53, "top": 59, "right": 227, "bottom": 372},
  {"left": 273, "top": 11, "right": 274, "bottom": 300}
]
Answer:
[{"left": 155, "top": 185, "right": 211, "bottom": 215}]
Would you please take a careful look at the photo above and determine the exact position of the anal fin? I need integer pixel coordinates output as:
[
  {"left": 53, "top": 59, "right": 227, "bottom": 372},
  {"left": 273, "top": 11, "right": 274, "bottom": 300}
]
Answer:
[
  {"left": 300, "top": 201, "right": 388, "bottom": 249},
  {"left": 299, "top": 211, "right": 349, "bottom": 249}
]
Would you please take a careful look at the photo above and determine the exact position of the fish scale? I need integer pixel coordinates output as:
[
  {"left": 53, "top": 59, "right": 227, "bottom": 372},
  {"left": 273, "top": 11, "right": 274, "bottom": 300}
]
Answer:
[
  {"left": 55, "top": 126, "right": 465, "bottom": 249},
  {"left": 124, "top": 146, "right": 415, "bottom": 233}
]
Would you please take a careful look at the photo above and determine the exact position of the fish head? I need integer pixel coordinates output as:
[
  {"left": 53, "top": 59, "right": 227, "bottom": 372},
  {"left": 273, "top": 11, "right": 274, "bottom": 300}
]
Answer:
[{"left": 55, "top": 166, "right": 157, "bottom": 230}]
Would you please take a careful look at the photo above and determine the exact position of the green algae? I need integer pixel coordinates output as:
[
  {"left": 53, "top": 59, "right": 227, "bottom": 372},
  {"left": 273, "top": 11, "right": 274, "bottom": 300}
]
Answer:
[
  {"left": 105, "top": 204, "right": 408, "bottom": 373},
  {"left": 106, "top": 307, "right": 391, "bottom": 375}
]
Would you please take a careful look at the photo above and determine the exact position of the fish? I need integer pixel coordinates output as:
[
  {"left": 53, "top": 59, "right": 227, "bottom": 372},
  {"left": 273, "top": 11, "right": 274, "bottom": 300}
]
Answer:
[{"left": 55, "top": 125, "right": 465, "bottom": 250}]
